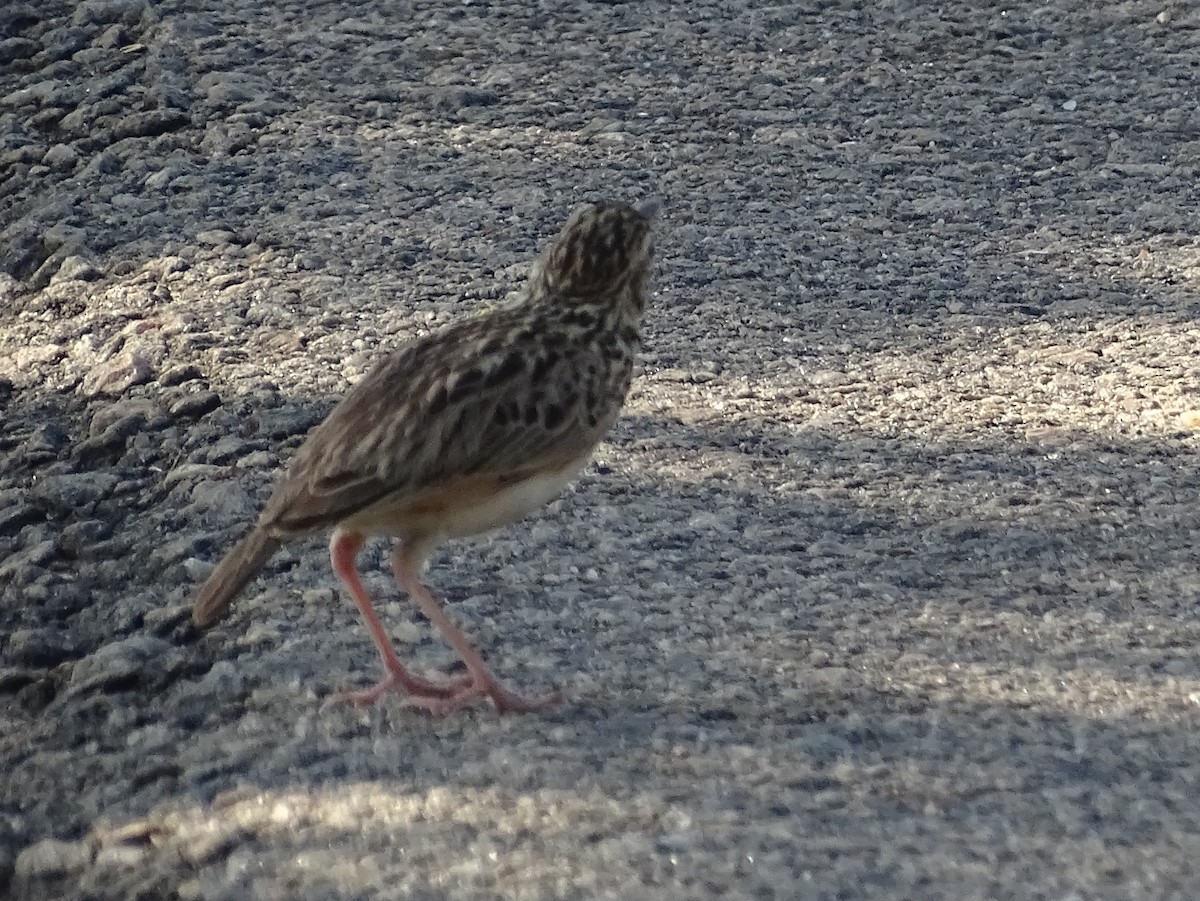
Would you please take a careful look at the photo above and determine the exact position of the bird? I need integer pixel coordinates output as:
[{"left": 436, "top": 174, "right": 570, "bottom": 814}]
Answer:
[{"left": 190, "top": 198, "right": 659, "bottom": 715}]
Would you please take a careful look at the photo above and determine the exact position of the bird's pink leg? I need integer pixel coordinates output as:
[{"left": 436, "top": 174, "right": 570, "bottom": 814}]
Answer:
[
  {"left": 330, "top": 529, "right": 469, "bottom": 707},
  {"left": 390, "top": 541, "right": 562, "bottom": 716}
]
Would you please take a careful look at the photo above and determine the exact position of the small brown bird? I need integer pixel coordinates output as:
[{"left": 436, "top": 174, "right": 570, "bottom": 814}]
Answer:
[{"left": 191, "top": 198, "right": 658, "bottom": 715}]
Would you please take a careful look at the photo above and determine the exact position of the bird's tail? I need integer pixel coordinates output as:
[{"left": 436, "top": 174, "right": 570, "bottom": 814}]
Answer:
[{"left": 191, "top": 527, "right": 282, "bottom": 628}]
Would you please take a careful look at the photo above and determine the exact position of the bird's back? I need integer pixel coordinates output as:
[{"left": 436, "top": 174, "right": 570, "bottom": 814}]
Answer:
[{"left": 258, "top": 298, "right": 640, "bottom": 540}]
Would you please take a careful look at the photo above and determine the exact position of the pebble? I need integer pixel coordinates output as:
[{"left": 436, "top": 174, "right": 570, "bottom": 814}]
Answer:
[
  {"left": 159, "top": 363, "right": 204, "bottom": 387},
  {"left": 60, "top": 519, "right": 113, "bottom": 549},
  {"left": 92, "top": 842, "right": 152, "bottom": 869},
  {"left": 0, "top": 667, "right": 39, "bottom": 693},
  {"left": 6, "top": 628, "right": 73, "bottom": 667},
  {"left": 174, "top": 661, "right": 246, "bottom": 719},
  {"left": 30, "top": 472, "right": 120, "bottom": 512},
  {"left": 0, "top": 38, "right": 39, "bottom": 64},
  {"left": 12, "top": 343, "right": 66, "bottom": 370},
  {"left": 182, "top": 557, "right": 215, "bottom": 581},
  {"left": 41, "top": 143, "right": 78, "bottom": 169},
  {"left": 0, "top": 540, "right": 56, "bottom": 586},
  {"left": 168, "top": 390, "right": 222, "bottom": 419},
  {"left": 301, "top": 587, "right": 336, "bottom": 607},
  {"left": 13, "top": 838, "right": 93, "bottom": 882},
  {"left": 81, "top": 349, "right": 154, "bottom": 397},
  {"left": 88, "top": 398, "right": 159, "bottom": 438},
  {"left": 189, "top": 479, "right": 255, "bottom": 518},
  {"left": 96, "top": 23, "right": 126, "bottom": 49},
  {"left": 162, "top": 463, "right": 228, "bottom": 490},
  {"left": 0, "top": 489, "right": 37, "bottom": 534},
  {"left": 176, "top": 827, "right": 250, "bottom": 867},
  {"left": 51, "top": 254, "right": 100, "bottom": 281},
  {"left": 197, "top": 436, "right": 257, "bottom": 465},
  {"left": 195, "top": 229, "right": 236, "bottom": 246},
  {"left": 71, "top": 0, "right": 146, "bottom": 26},
  {"left": 68, "top": 635, "right": 177, "bottom": 693}
]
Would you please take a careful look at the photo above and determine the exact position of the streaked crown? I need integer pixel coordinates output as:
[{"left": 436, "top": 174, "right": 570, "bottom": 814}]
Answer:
[{"left": 536, "top": 199, "right": 657, "bottom": 302}]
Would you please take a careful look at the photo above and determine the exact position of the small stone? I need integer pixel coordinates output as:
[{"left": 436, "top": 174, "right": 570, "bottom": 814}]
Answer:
[
  {"left": 0, "top": 667, "right": 39, "bottom": 692},
  {"left": 195, "top": 229, "right": 235, "bottom": 246},
  {"left": 30, "top": 472, "right": 120, "bottom": 512},
  {"left": 14, "top": 838, "right": 93, "bottom": 882},
  {"left": 81, "top": 349, "right": 154, "bottom": 397},
  {"left": 86, "top": 149, "right": 123, "bottom": 175},
  {"left": 142, "top": 603, "right": 192, "bottom": 635},
  {"left": 7, "top": 628, "right": 73, "bottom": 667},
  {"left": 41, "top": 143, "right": 78, "bottom": 169},
  {"left": 196, "top": 435, "right": 256, "bottom": 465},
  {"left": 69, "top": 634, "right": 176, "bottom": 693},
  {"left": 87, "top": 398, "right": 160, "bottom": 439},
  {"left": 72, "top": 0, "right": 146, "bottom": 26},
  {"left": 291, "top": 252, "right": 324, "bottom": 271},
  {"left": 23, "top": 423, "right": 69, "bottom": 463},
  {"left": 155, "top": 534, "right": 210, "bottom": 566},
  {"left": 159, "top": 363, "right": 203, "bottom": 386},
  {"left": 161, "top": 463, "right": 227, "bottom": 490},
  {"left": 168, "top": 391, "right": 221, "bottom": 419},
  {"left": 51, "top": 254, "right": 100, "bottom": 282},
  {"left": 391, "top": 620, "right": 422, "bottom": 644},
  {"left": 301, "top": 587, "right": 336, "bottom": 606},
  {"left": 196, "top": 660, "right": 243, "bottom": 695},
  {"left": 13, "top": 343, "right": 65, "bottom": 369},
  {"left": 808, "top": 369, "right": 850, "bottom": 387},
  {"left": 0, "top": 540, "right": 56, "bottom": 584},
  {"left": 0, "top": 273, "right": 19, "bottom": 302},
  {"left": 156, "top": 256, "right": 190, "bottom": 278},
  {"left": 110, "top": 192, "right": 144, "bottom": 209},
  {"left": 181, "top": 557, "right": 213, "bottom": 581},
  {"left": 95, "top": 23, "right": 126, "bottom": 49},
  {"left": 208, "top": 271, "right": 244, "bottom": 291},
  {"left": 93, "top": 842, "right": 151, "bottom": 868},
  {"left": 177, "top": 827, "right": 250, "bottom": 867},
  {"left": 196, "top": 71, "right": 266, "bottom": 105},
  {"left": 0, "top": 489, "right": 38, "bottom": 534},
  {"left": 144, "top": 166, "right": 177, "bottom": 191},
  {"left": 60, "top": 519, "right": 112, "bottom": 550},
  {"left": 189, "top": 479, "right": 255, "bottom": 518},
  {"left": 0, "top": 38, "right": 39, "bottom": 64},
  {"left": 655, "top": 368, "right": 692, "bottom": 383}
]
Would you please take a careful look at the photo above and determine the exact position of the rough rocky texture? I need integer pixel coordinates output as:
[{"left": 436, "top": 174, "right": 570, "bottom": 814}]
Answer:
[{"left": 3, "top": 0, "right": 1200, "bottom": 898}]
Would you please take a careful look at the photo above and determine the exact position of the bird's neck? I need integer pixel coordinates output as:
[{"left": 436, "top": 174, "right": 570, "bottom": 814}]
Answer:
[{"left": 526, "top": 274, "right": 647, "bottom": 330}]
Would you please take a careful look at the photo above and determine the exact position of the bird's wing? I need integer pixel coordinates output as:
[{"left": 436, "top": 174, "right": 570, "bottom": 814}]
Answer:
[{"left": 259, "top": 314, "right": 626, "bottom": 535}]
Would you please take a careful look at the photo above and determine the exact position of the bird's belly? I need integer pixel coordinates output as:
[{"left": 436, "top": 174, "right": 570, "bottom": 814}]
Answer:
[
  {"left": 438, "top": 464, "right": 583, "bottom": 538},
  {"left": 347, "top": 460, "right": 588, "bottom": 540}
]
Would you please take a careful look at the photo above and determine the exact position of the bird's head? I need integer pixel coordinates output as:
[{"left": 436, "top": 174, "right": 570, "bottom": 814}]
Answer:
[{"left": 534, "top": 198, "right": 658, "bottom": 306}]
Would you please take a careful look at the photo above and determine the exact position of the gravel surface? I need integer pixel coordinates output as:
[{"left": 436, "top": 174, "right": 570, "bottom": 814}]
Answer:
[{"left": 3, "top": 0, "right": 1200, "bottom": 898}]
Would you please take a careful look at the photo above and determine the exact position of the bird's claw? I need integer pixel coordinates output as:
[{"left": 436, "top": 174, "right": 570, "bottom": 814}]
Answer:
[{"left": 338, "top": 669, "right": 474, "bottom": 708}]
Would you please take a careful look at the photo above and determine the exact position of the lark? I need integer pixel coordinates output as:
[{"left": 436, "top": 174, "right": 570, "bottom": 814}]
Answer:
[{"left": 191, "top": 198, "right": 658, "bottom": 715}]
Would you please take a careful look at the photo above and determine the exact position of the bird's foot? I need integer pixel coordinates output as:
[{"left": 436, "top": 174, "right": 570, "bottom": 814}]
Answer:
[
  {"left": 339, "top": 667, "right": 473, "bottom": 708},
  {"left": 408, "top": 674, "right": 563, "bottom": 717}
]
